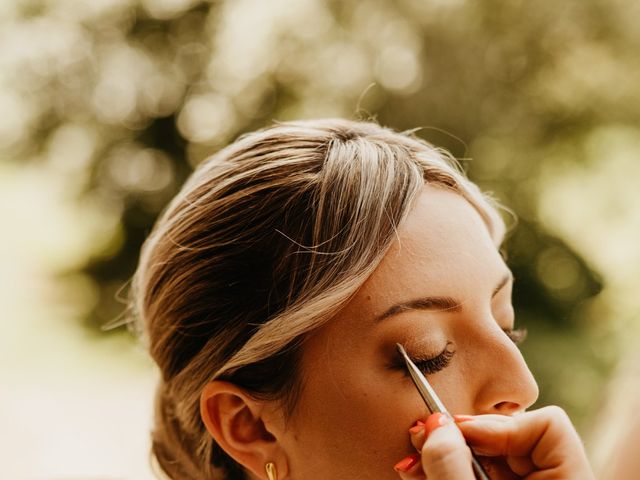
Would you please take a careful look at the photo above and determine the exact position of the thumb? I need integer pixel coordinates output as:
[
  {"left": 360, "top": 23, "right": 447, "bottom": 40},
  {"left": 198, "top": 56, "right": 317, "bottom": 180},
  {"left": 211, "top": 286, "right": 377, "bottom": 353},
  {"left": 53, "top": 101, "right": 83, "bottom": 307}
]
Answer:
[{"left": 421, "top": 413, "right": 476, "bottom": 480}]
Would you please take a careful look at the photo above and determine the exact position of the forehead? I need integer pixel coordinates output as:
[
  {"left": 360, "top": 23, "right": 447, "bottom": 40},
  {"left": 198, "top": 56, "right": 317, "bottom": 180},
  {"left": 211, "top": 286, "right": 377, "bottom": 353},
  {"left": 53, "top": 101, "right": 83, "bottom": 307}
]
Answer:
[{"left": 348, "top": 185, "right": 503, "bottom": 317}]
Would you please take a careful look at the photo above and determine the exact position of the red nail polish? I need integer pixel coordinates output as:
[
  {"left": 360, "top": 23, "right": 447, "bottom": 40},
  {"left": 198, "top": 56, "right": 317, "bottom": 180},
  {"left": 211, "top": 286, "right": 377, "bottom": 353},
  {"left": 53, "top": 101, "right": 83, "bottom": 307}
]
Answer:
[
  {"left": 393, "top": 453, "right": 420, "bottom": 472},
  {"left": 409, "top": 420, "right": 425, "bottom": 434},
  {"left": 453, "top": 414, "right": 475, "bottom": 423},
  {"left": 424, "top": 412, "right": 448, "bottom": 437}
]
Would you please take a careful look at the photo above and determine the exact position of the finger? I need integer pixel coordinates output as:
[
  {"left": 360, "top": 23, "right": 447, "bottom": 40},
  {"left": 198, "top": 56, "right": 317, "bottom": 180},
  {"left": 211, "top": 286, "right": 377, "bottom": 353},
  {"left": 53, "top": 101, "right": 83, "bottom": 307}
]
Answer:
[
  {"left": 394, "top": 453, "right": 425, "bottom": 480},
  {"left": 457, "top": 406, "right": 592, "bottom": 477},
  {"left": 454, "top": 413, "right": 511, "bottom": 424},
  {"left": 481, "top": 456, "right": 521, "bottom": 480},
  {"left": 455, "top": 414, "right": 520, "bottom": 479},
  {"left": 505, "top": 455, "right": 535, "bottom": 477},
  {"left": 458, "top": 406, "right": 579, "bottom": 457},
  {"left": 396, "top": 469, "right": 425, "bottom": 480},
  {"left": 421, "top": 413, "right": 475, "bottom": 479},
  {"left": 409, "top": 419, "right": 427, "bottom": 452},
  {"left": 456, "top": 414, "right": 531, "bottom": 478},
  {"left": 397, "top": 469, "right": 425, "bottom": 480}
]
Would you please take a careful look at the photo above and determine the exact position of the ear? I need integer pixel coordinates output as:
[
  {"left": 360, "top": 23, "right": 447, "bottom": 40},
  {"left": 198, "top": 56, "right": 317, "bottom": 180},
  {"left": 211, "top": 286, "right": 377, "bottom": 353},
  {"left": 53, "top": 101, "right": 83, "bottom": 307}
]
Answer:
[{"left": 200, "top": 381, "right": 289, "bottom": 479}]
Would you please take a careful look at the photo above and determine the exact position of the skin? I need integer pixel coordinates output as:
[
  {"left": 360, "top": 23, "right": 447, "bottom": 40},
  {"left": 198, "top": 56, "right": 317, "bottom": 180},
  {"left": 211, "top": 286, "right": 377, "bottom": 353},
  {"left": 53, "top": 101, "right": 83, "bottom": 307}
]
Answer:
[
  {"left": 276, "top": 185, "right": 539, "bottom": 478},
  {"left": 202, "top": 184, "right": 539, "bottom": 479}
]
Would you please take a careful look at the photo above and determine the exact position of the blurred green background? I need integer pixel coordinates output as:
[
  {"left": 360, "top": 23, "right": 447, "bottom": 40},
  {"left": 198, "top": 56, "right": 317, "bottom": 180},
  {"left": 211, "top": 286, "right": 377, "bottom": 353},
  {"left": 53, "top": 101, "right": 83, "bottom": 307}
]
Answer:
[{"left": 1, "top": 0, "right": 639, "bottom": 478}]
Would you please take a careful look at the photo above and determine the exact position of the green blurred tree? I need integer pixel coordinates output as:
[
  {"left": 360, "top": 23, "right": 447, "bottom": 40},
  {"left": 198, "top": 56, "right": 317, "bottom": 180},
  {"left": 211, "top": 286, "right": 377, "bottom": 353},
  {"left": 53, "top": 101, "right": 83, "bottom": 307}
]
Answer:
[{"left": 4, "top": 0, "right": 638, "bottom": 429}]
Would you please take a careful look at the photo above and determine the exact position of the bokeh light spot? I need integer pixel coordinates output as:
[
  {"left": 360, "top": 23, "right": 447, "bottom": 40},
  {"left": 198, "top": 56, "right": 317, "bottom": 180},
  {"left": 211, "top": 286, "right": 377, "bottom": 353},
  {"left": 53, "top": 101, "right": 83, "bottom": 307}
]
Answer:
[
  {"left": 374, "top": 45, "right": 422, "bottom": 93},
  {"left": 177, "top": 93, "right": 237, "bottom": 143}
]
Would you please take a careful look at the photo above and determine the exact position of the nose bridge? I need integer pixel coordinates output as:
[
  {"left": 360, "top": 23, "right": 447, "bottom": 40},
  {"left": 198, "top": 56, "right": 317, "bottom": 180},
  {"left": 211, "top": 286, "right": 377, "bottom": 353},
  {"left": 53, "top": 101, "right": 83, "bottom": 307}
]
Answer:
[{"left": 472, "top": 325, "right": 539, "bottom": 414}]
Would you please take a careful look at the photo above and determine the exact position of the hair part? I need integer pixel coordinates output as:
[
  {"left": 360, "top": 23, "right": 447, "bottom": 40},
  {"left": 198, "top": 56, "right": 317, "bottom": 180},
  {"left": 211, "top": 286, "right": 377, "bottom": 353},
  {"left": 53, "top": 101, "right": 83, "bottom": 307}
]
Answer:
[{"left": 129, "top": 118, "right": 505, "bottom": 479}]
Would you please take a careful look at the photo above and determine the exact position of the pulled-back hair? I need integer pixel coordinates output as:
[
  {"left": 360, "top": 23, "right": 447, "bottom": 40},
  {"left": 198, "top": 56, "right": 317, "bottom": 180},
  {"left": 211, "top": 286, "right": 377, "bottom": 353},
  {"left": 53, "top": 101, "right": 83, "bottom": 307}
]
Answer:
[{"left": 130, "top": 118, "right": 505, "bottom": 479}]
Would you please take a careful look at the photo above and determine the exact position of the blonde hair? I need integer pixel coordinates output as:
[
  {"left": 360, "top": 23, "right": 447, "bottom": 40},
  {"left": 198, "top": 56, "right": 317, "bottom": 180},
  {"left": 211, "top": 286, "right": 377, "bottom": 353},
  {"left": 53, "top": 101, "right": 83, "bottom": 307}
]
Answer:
[{"left": 130, "top": 118, "right": 505, "bottom": 479}]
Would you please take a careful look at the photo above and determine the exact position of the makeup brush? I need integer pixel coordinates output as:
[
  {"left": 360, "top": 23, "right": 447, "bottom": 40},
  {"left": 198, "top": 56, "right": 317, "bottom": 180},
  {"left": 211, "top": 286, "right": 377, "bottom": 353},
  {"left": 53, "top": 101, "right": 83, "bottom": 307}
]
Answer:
[{"left": 396, "top": 343, "right": 491, "bottom": 480}]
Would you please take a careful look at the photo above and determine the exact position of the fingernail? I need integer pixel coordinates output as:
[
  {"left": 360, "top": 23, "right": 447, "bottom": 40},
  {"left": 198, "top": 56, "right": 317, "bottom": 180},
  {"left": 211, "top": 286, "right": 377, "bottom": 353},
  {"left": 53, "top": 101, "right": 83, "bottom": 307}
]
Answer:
[
  {"left": 453, "top": 414, "right": 475, "bottom": 423},
  {"left": 393, "top": 453, "right": 420, "bottom": 473},
  {"left": 409, "top": 420, "right": 425, "bottom": 434},
  {"left": 424, "top": 412, "right": 450, "bottom": 437}
]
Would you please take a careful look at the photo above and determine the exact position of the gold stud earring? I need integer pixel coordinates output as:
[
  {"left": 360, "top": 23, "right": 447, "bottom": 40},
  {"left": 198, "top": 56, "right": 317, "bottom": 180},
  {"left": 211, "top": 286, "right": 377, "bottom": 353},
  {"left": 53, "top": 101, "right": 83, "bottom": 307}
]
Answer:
[{"left": 265, "top": 461, "right": 278, "bottom": 480}]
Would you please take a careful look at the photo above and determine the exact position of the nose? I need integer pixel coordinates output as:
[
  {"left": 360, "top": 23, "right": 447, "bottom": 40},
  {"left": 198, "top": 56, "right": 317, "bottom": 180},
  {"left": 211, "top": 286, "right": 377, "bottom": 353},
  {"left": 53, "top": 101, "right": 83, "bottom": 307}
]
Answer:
[{"left": 472, "top": 327, "right": 539, "bottom": 415}]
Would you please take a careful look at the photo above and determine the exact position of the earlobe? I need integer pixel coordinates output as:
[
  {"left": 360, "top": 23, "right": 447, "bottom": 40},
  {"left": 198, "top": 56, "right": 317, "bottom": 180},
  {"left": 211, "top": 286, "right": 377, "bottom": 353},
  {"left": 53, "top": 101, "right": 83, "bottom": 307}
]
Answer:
[{"left": 200, "top": 381, "right": 288, "bottom": 479}]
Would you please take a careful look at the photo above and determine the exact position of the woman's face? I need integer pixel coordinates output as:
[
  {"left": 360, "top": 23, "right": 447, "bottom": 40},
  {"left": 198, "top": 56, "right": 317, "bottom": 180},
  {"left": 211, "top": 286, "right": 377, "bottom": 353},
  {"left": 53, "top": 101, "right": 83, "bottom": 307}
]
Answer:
[{"left": 276, "top": 185, "right": 539, "bottom": 479}]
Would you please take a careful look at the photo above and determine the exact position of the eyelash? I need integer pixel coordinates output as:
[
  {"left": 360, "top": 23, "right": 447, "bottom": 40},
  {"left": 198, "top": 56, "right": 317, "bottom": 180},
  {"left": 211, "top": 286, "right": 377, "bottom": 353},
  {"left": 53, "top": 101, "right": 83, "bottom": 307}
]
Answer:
[
  {"left": 401, "top": 328, "right": 527, "bottom": 376},
  {"left": 504, "top": 327, "right": 527, "bottom": 345},
  {"left": 398, "top": 342, "right": 456, "bottom": 375},
  {"left": 411, "top": 343, "right": 455, "bottom": 374}
]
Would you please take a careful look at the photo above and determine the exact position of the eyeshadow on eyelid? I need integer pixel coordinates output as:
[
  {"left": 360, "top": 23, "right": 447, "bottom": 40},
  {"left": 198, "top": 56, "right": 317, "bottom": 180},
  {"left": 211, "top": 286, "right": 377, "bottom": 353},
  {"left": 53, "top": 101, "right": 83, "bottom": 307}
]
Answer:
[{"left": 387, "top": 333, "right": 445, "bottom": 361}]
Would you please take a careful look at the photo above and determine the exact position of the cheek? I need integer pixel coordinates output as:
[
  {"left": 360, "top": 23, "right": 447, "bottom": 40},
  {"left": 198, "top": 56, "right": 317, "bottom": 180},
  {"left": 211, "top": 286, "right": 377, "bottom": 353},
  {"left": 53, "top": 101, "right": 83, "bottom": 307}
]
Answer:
[
  {"left": 425, "top": 365, "right": 477, "bottom": 414},
  {"left": 284, "top": 366, "right": 427, "bottom": 477}
]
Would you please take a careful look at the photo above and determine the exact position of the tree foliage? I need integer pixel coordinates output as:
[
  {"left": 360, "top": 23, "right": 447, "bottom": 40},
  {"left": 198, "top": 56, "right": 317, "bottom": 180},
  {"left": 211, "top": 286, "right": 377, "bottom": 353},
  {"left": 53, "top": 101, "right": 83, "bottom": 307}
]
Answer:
[{"left": 4, "top": 0, "right": 638, "bottom": 428}]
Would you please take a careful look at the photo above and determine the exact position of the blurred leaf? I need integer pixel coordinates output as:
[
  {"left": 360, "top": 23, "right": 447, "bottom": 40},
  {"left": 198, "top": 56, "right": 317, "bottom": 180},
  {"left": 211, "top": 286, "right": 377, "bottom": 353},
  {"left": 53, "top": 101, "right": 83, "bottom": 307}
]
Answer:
[{"left": 4, "top": 0, "right": 639, "bottom": 432}]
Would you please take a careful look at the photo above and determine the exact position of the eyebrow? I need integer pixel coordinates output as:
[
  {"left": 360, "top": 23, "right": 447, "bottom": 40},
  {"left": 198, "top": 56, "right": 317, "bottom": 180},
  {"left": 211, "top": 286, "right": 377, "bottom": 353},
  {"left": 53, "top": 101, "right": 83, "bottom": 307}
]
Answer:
[{"left": 374, "top": 272, "right": 513, "bottom": 322}]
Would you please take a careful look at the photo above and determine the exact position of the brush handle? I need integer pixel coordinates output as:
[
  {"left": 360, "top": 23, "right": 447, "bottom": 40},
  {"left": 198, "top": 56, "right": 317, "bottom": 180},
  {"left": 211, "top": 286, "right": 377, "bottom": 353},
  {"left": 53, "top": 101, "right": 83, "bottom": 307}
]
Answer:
[{"left": 471, "top": 454, "right": 491, "bottom": 480}]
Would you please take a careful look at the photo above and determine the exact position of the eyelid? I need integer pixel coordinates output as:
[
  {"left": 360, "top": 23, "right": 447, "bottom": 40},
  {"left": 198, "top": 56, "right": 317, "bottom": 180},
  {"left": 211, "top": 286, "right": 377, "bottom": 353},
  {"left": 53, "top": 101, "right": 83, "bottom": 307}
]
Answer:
[
  {"left": 400, "top": 342, "right": 455, "bottom": 375},
  {"left": 492, "top": 272, "right": 514, "bottom": 298},
  {"left": 493, "top": 282, "right": 513, "bottom": 300},
  {"left": 407, "top": 341, "right": 454, "bottom": 362}
]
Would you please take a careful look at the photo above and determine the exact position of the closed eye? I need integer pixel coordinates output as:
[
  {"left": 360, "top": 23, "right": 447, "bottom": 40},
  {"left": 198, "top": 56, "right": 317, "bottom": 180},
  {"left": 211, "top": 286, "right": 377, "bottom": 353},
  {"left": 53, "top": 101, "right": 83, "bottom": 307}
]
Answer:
[{"left": 397, "top": 342, "right": 455, "bottom": 376}]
